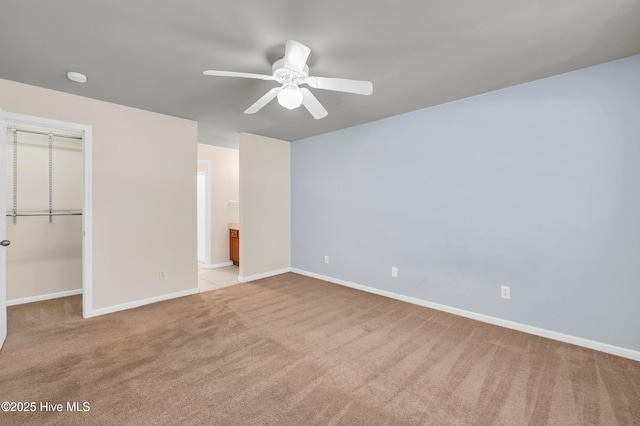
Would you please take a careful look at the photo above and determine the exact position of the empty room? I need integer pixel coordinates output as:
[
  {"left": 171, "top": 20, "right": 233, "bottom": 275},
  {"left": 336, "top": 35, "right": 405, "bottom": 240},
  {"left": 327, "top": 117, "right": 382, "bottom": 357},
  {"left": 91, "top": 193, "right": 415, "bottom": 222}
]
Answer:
[{"left": 1, "top": 1, "right": 639, "bottom": 425}]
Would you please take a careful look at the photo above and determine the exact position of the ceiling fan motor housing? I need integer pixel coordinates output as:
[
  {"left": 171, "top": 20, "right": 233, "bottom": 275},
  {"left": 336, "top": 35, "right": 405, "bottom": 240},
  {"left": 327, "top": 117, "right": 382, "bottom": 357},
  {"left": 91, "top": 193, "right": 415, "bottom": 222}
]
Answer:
[{"left": 272, "top": 58, "right": 309, "bottom": 84}]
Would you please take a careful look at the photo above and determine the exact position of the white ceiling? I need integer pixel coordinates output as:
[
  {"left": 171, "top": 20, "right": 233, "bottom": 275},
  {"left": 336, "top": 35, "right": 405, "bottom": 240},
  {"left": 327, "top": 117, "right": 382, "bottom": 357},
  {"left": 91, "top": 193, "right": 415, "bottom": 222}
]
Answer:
[{"left": 1, "top": 0, "right": 639, "bottom": 148}]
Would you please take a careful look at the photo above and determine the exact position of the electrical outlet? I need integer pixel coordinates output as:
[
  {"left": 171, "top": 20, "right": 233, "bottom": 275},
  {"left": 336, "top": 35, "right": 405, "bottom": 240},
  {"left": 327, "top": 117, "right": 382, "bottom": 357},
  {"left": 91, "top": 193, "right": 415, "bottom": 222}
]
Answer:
[
  {"left": 391, "top": 267, "right": 398, "bottom": 278},
  {"left": 501, "top": 285, "right": 510, "bottom": 299},
  {"left": 324, "top": 255, "right": 329, "bottom": 264},
  {"left": 159, "top": 270, "right": 166, "bottom": 280}
]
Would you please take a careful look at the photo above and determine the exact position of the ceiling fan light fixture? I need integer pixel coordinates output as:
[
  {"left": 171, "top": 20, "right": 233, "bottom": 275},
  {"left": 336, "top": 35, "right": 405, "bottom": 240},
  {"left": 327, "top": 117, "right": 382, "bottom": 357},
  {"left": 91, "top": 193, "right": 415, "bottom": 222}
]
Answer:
[{"left": 277, "top": 85, "right": 303, "bottom": 110}]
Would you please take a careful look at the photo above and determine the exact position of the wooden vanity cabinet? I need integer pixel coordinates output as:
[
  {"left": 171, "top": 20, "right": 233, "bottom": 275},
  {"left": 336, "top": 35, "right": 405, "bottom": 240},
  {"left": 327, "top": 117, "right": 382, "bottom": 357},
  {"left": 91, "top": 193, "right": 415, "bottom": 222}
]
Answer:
[{"left": 229, "top": 229, "right": 239, "bottom": 266}]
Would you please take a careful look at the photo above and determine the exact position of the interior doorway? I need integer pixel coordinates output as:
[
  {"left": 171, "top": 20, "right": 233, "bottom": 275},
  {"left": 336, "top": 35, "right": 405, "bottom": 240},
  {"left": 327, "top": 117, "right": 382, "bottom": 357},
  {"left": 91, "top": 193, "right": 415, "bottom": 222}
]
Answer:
[
  {"left": 197, "top": 160, "right": 211, "bottom": 268},
  {"left": 0, "top": 111, "right": 92, "bottom": 326}
]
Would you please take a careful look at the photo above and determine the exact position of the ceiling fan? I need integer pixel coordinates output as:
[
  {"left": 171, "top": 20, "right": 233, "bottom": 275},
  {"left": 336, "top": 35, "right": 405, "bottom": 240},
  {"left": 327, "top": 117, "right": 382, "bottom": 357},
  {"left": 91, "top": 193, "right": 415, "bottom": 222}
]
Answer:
[{"left": 203, "top": 40, "right": 373, "bottom": 119}]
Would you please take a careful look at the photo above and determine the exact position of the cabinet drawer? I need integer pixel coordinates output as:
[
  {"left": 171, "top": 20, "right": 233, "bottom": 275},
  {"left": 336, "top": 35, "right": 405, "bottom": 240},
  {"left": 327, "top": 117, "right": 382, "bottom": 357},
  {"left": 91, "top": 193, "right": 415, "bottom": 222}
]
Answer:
[{"left": 230, "top": 230, "right": 238, "bottom": 238}]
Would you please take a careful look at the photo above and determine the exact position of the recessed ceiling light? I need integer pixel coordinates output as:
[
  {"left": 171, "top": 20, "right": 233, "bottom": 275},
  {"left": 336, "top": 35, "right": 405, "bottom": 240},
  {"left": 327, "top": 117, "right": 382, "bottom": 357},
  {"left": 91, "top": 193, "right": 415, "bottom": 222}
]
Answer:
[{"left": 67, "top": 71, "right": 87, "bottom": 83}]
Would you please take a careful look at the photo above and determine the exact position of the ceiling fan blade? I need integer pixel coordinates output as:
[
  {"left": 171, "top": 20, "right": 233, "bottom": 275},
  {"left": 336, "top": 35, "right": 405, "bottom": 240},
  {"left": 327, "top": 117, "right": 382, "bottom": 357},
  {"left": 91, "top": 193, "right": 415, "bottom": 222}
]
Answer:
[
  {"left": 300, "top": 88, "right": 328, "bottom": 120},
  {"left": 244, "top": 87, "right": 281, "bottom": 114},
  {"left": 284, "top": 40, "right": 311, "bottom": 72},
  {"left": 306, "top": 76, "right": 373, "bottom": 95},
  {"left": 203, "top": 70, "right": 274, "bottom": 80}
]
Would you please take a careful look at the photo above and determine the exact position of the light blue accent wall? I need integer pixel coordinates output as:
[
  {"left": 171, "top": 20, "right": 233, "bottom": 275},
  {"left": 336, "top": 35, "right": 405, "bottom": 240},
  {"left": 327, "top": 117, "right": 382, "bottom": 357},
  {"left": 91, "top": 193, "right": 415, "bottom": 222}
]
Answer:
[{"left": 291, "top": 55, "right": 640, "bottom": 351}]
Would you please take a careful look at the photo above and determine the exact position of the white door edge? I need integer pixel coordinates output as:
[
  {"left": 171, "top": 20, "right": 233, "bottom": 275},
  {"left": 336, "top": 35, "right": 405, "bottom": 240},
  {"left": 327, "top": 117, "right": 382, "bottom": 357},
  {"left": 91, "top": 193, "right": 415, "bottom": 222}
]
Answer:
[
  {"left": 0, "top": 109, "right": 7, "bottom": 351},
  {"left": 197, "top": 160, "right": 212, "bottom": 268}
]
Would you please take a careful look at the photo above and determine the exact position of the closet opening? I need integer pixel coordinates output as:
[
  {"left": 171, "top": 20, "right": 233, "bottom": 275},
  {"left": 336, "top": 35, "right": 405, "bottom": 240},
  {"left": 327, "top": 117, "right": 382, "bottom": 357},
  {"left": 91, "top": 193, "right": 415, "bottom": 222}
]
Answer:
[{"left": 2, "top": 114, "right": 92, "bottom": 318}]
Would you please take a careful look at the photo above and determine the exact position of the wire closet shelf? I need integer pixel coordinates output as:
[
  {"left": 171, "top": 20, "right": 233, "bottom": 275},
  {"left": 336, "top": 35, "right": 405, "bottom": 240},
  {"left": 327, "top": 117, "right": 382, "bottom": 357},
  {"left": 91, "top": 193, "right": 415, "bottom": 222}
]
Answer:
[{"left": 6, "top": 122, "right": 83, "bottom": 223}]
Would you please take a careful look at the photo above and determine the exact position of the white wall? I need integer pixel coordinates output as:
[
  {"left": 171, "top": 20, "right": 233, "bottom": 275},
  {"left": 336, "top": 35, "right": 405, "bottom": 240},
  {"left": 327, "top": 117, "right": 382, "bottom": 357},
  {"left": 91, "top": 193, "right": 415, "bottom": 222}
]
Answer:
[
  {"left": 292, "top": 55, "right": 640, "bottom": 354},
  {"left": 0, "top": 78, "right": 198, "bottom": 314},
  {"left": 197, "top": 143, "right": 239, "bottom": 266},
  {"left": 239, "top": 133, "right": 290, "bottom": 279},
  {"left": 5, "top": 131, "right": 82, "bottom": 300}
]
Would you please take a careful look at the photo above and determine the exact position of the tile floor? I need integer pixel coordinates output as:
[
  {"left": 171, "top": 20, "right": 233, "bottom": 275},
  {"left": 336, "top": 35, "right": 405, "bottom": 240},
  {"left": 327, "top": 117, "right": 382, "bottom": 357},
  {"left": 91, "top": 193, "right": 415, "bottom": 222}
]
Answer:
[{"left": 198, "top": 262, "right": 240, "bottom": 293}]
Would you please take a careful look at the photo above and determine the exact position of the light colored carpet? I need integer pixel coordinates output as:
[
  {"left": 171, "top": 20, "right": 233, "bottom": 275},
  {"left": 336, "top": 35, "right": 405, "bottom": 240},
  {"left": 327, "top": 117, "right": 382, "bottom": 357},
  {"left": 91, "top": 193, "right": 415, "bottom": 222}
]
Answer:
[{"left": 0, "top": 272, "right": 638, "bottom": 425}]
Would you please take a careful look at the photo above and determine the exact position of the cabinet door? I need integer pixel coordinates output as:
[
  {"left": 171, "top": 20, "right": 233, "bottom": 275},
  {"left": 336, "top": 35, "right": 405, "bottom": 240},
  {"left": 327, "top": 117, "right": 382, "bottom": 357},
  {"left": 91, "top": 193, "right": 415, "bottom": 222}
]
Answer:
[{"left": 230, "top": 230, "right": 239, "bottom": 266}]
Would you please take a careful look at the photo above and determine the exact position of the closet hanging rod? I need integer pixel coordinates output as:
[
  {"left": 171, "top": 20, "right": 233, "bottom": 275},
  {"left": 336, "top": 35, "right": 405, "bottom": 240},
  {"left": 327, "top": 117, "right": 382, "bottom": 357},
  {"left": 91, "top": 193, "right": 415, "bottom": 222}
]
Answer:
[
  {"left": 7, "top": 127, "right": 83, "bottom": 140},
  {"left": 6, "top": 212, "right": 82, "bottom": 217}
]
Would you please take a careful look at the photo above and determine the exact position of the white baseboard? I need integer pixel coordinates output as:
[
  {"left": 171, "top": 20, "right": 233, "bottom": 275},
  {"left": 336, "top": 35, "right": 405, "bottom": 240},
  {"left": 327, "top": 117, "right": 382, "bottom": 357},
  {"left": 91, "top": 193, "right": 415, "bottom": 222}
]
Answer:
[
  {"left": 291, "top": 268, "right": 640, "bottom": 362},
  {"left": 207, "top": 261, "right": 233, "bottom": 269},
  {"left": 7, "top": 289, "right": 83, "bottom": 306},
  {"left": 89, "top": 288, "right": 200, "bottom": 318},
  {"left": 238, "top": 267, "right": 292, "bottom": 283}
]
